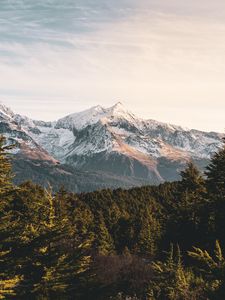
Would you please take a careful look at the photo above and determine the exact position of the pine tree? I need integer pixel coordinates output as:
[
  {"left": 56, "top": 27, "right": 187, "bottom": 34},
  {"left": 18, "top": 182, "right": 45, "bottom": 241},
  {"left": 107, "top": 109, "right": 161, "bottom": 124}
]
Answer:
[
  {"left": 0, "top": 136, "right": 22, "bottom": 299},
  {"left": 179, "top": 163, "right": 206, "bottom": 237},
  {"left": 0, "top": 276, "right": 21, "bottom": 300},
  {"left": 0, "top": 154, "right": 92, "bottom": 300},
  {"left": 205, "top": 138, "right": 225, "bottom": 197},
  {"left": 0, "top": 136, "right": 14, "bottom": 198},
  {"left": 148, "top": 245, "right": 205, "bottom": 300},
  {"left": 94, "top": 212, "right": 114, "bottom": 255},
  {"left": 180, "top": 162, "right": 205, "bottom": 192},
  {"left": 188, "top": 240, "right": 225, "bottom": 298},
  {"left": 165, "top": 163, "right": 207, "bottom": 250},
  {"left": 137, "top": 207, "right": 161, "bottom": 257},
  {"left": 16, "top": 186, "right": 92, "bottom": 299},
  {"left": 204, "top": 138, "right": 225, "bottom": 247}
]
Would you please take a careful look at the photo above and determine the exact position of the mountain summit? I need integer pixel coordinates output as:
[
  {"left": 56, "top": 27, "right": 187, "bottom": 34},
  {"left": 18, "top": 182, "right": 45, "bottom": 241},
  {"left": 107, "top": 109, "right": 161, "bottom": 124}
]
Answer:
[
  {"left": 55, "top": 102, "right": 136, "bottom": 131},
  {"left": 0, "top": 102, "right": 223, "bottom": 190},
  {"left": 108, "top": 101, "right": 133, "bottom": 115}
]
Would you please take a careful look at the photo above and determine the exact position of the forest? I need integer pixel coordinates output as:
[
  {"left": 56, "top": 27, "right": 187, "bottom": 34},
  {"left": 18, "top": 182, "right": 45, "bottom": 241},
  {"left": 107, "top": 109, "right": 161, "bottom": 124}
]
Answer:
[{"left": 0, "top": 135, "right": 225, "bottom": 300}]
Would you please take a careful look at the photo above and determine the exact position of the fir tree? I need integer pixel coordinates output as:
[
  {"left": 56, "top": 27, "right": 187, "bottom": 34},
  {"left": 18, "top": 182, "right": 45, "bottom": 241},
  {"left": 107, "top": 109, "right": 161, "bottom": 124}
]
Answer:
[
  {"left": 149, "top": 245, "right": 205, "bottom": 300},
  {"left": 18, "top": 186, "right": 92, "bottom": 299},
  {"left": 137, "top": 207, "right": 161, "bottom": 257},
  {"left": 205, "top": 137, "right": 225, "bottom": 197},
  {"left": 188, "top": 240, "right": 225, "bottom": 298},
  {"left": 0, "top": 136, "right": 14, "bottom": 198},
  {"left": 94, "top": 212, "right": 114, "bottom": 255},
  {"left": 164, "top": 163, "right": 207, "bottom": 251},
  {"left": 180, "top": 162, "right": 205, "bottom": 192},
  {"left": 0, "top": 136, "right": 22, "bottom": 299},
  {"left": 204, "top": 138, "right": 225, "bottom": 247}
]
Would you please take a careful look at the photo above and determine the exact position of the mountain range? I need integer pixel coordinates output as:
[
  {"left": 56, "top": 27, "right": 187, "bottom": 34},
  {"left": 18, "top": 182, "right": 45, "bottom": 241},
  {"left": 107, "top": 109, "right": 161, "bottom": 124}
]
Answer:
[{"left": 0, "top": 102, "right": 223, "bottom": 192}]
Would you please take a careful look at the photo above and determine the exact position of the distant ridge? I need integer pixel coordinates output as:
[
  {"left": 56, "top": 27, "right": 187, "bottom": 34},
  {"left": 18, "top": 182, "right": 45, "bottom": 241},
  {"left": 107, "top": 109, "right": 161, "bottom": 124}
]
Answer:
[{"left": 0, "top": 101, "right": 223, "bottom": 191}]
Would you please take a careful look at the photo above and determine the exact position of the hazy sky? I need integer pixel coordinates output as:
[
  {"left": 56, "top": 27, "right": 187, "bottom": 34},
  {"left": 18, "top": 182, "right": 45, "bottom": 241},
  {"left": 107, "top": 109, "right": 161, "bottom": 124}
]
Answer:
[{"left": 0, "top": 0, "right": 224, "bottom": 132}]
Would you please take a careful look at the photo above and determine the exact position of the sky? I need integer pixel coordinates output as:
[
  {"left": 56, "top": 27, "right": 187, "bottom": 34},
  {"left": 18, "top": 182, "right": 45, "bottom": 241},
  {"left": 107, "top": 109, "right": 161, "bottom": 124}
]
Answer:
[{"left": 0, "top": 0, "right": 224, "bottom": 132}]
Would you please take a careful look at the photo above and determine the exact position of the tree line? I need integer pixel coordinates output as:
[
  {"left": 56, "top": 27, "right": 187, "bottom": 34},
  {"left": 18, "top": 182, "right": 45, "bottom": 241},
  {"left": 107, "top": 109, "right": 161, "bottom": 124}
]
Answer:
[{"left": 0, "top": 135, "right": 225, "bottom": 299}]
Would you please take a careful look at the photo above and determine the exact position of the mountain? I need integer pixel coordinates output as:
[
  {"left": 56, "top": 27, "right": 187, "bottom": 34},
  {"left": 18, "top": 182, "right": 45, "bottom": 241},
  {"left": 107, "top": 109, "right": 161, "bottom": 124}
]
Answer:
[
  {"left": 0, "top": 102, "right": 148, "bottom": 192},
  {"left": 0, "top": 103, "right": 57, "bottom": 163},
  {"left": 0, "top": 102, "right": 223, "bottom": 191},
  {"left": 12, "top": 158, "right": 149, "bottom": 193}
]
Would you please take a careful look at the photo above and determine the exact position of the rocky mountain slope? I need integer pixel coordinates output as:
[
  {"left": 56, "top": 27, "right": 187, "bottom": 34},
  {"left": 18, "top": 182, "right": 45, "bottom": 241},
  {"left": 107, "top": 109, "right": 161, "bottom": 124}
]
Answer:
[{"left": 0, "top": 102, "right": 223, "bottom": 190}]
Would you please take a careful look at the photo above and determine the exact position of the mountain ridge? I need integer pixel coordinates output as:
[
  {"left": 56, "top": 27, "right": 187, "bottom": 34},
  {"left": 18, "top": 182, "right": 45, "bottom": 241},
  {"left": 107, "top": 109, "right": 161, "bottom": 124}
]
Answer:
[{"left": 0, "top": 101, "right": 223, "bottom": 190}]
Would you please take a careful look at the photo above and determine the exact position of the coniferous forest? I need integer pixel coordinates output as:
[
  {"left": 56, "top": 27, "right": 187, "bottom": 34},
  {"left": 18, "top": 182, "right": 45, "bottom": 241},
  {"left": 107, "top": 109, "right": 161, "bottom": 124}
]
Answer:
[{"left": 0, "top": 135, "right": 225, "bottom": 300}]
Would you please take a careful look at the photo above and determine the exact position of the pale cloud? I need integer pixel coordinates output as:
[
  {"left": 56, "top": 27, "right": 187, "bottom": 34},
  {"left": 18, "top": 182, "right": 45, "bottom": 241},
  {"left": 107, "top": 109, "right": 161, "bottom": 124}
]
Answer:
[{"left": 0, "top": 1, "right": 224, "bottom": 132}]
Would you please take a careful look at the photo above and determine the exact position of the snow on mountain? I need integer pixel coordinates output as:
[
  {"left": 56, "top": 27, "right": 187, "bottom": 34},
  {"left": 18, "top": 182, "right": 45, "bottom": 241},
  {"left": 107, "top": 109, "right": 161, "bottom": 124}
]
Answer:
[
  {"left": 0, "top": 103, "right": 58, "bottom": 163},
  {"left": 0, "top": 101, "right": 223, "bottom": 184},
  {"left": 0, "top": 103, "right": 14, "bottom": 121},
  {"left": 55, "top": 102, "right": 138, "bottom": 131}
]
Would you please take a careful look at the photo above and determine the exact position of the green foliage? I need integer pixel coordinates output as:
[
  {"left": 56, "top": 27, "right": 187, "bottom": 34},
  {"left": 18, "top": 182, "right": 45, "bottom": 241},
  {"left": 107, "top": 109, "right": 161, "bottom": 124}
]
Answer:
[
  {"left": 0, "top": 136, "right": 21, "bottom": 299},
  {"left": 94, "top": 212, "right": 115, "bottom": 255},
  {"left": 180, "top": 162, "right": 205, "bottom": 192},
  {"left": 0, "top": 136, "right": 14, "bottom": 198},
  {"left": 0, "top": 276, "right": 21, "bottom": 299},
  {"left": 0, "top": 135, "right": 225, "bottom": 299},
  {"left": 188, "top": 240, "right": 225, "bottom": 298},
  {"left": 0, "top": 136, "right": 93, "bottom": 299},
  {"left": 148, "top": 245, "right": 206, "bottom": 300},
  {"left": 204, "top": 139, "right": 225, "bottom": 248},
  {"left": 205, "top": 138, "right": 225, "bottom": 197},
  {"left": 137, "top": 207, "right": 161, "bottom": 257},
  {"left": 161, "top": 162, "right": 207, "bottom": 252}
]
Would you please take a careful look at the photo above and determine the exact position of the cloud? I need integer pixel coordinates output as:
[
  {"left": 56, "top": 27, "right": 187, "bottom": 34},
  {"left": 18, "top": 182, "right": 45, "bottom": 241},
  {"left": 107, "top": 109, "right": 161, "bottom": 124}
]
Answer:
[{"left": 0, "top": 1, "right": 225, "bottom": 131}]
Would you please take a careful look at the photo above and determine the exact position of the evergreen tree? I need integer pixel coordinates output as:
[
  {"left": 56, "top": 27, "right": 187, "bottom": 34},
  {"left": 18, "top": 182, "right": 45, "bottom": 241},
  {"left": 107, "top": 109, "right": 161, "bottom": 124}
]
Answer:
[
  {"left": 0, "top": 136, "right": 14, "bottom": 198},
  {"left": 1, "top": 132, "right": 225, "bottom": 299},
  {"left": 94, "top": 212, "right": 114, "bottom": 255},
  {"left": 0, "top": 276, "right": 21, "bottom": 300},
  {"left": 137, "top": 207, "right": 161, "bottom": 257},
  {"left": 180, "top": 162, "right": 205, "bottom": 192},
  {"left": 148, "top": 245, "right": 206, "bottom": 300},
  {"left": 204, "top": 138, "right": 225, "bottom": 247},
  {"left": 188, "top": 240, "right": 225, "bottom": 299},
  {"left": 30, "top": 188, "right": 92, "bottom": 299},
  {"left": 205, "top": 138, "right": 225, "bottom": 197},
  {"left": 164, "top": 163, "right": 207, "bottom": 251},
  {"left": 0, "top": 136, "right": 23, "bottom": 299}
]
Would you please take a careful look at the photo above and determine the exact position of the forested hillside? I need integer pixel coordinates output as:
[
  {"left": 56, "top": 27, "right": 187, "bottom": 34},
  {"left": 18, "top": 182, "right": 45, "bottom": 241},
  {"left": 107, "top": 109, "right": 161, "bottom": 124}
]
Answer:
[{"left": 0, "top": 135, "right": 225, "bottom": 299}]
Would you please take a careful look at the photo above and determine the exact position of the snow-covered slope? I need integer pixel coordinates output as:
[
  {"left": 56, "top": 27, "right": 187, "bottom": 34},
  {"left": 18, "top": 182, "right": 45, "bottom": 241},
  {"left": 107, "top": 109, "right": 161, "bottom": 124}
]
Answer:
[
  {"left": 55, "top": 102, "right": 139, "bottom": 130},
  {"left": 0, "top": 101, "right": 223, "bottom": 184},
  {"left": 0, "top": 103, "right": 58, "bottom": 163}
]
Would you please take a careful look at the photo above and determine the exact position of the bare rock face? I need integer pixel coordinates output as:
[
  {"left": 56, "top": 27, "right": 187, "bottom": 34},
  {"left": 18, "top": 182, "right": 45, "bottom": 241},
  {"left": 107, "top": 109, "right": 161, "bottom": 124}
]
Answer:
[{"left": 0, "top": 101, "right": 223, "bottom": 190}]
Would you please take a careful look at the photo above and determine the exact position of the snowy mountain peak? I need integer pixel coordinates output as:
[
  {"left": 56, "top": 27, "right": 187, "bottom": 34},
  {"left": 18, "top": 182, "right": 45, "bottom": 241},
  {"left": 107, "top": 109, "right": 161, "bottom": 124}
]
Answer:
[
  {"left": 102, "top": 102, "right": 139, "bottom": 127},
  {"left": 55, "top": 104, "right": 106, "bottom": 130},
  {"left": 110, "top": 101, "right": 125, "bottom": 111},
  {"left": 0, "top": 102, "right": 14, "bottom": 119},
  {"left": 107, "top": 101, "right": 134, "bottom": 117},
  {"left": 55, "top": 102, "right": 137, "bottom": 131},
  {"left": 0, "top": 101, "right": 223, "bottom": 186}
]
